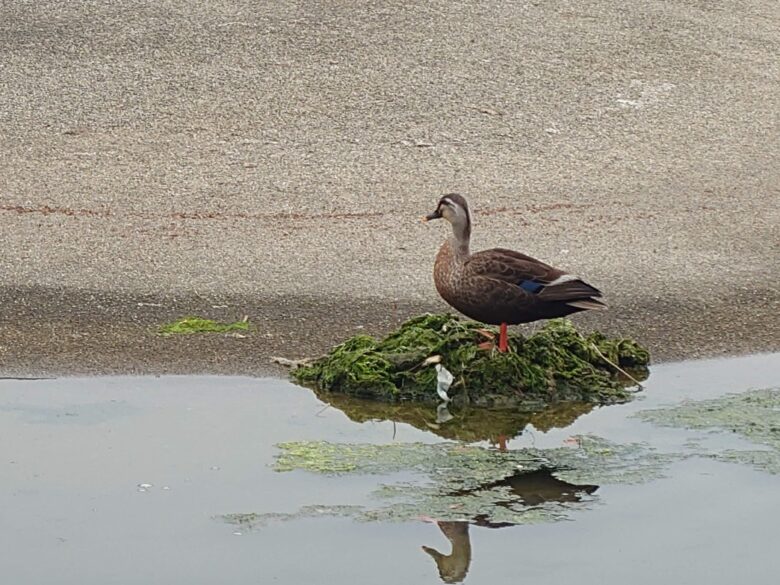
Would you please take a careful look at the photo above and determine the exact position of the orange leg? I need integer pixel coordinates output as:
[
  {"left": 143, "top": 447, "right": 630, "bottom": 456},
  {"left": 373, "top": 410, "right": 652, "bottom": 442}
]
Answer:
[{"left": 498, "top": 322, "right": 508, "bottom": 352}]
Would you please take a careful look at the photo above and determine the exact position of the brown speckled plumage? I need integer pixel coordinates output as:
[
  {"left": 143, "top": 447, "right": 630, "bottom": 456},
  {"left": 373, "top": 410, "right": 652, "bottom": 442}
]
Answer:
[{"left": 426, "top": 194, "right": 605, "bottom": 326}]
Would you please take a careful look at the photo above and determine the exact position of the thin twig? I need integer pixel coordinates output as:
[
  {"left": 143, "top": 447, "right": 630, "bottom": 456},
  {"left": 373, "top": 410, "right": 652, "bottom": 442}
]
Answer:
[{"left": 581, "top": 334, "right": 644, "bottom": 391}]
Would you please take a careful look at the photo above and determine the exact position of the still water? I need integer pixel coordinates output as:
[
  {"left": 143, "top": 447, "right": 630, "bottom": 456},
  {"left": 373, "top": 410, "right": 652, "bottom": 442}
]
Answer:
[{"left": 1, "top": 353, "right": 779, "bottom": 584}]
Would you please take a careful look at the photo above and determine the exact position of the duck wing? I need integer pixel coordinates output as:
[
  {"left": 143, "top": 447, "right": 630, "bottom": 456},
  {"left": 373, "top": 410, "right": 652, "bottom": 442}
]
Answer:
[{"left": 465, "top": 248, "right": 604, "bottom": 304}]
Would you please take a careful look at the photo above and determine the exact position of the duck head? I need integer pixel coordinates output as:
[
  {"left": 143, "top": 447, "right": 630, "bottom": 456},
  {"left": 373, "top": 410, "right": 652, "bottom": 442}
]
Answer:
[{"left": 424, "top": 193, "right": 472, "bottom": 245}]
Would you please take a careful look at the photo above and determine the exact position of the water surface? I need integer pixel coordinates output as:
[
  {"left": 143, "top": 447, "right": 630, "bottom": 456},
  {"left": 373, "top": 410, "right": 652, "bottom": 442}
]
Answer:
[{"left": 1, "top": 353, "right": 779, "bottom": 584}]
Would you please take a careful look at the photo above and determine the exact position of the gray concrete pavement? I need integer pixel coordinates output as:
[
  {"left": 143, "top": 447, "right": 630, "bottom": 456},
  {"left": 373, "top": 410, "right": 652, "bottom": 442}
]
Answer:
[{"left": 1, "top": 1, "right": 778, "bottom": 374}]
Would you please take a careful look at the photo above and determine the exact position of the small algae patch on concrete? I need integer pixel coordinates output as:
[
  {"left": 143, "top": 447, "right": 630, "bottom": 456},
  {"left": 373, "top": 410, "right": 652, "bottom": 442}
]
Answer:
[
  {"left": 293, "top": 314, "right": 649, "bottom": 407},
  {"left": 157, "top": 316, "right": 250, "bottom": 336},
  {"left": 636, "top": 388, "right": 780, "bottom": 474},
  {"left": 226, "top": 436, "right": 673, "bottom": 528}
]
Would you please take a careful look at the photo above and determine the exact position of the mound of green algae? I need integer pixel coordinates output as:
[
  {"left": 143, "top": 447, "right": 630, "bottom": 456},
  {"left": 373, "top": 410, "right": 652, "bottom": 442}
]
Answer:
[
  {"left": 636, "top": 388, "right": 780, "bottom": 475},
  {"left": 293, "top": 314, "right": 649, "bottom": 407},
  {"left": 223, "top": 436, "right": 674, "bottom": 529}
]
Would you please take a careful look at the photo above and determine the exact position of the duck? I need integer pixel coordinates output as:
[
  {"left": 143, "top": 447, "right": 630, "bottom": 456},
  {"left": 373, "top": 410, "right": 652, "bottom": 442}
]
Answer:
[{"left": 423, "top": 193, "right": 605, "bottom": 352}]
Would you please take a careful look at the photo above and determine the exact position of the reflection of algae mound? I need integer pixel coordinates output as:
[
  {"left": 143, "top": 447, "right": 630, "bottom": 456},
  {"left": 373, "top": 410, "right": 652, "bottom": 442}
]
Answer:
[
  {"left": 312, "top": 389, "right": 595, "bottom": 443},
  {"left": 636, "top": 388, "right": 780, "bottom": 475},
  {"left": 224, "top": 436, "right": 673, "bottom": 529},
  {"left": 293, "top": 314, "right": 649, "bottom": 406}
]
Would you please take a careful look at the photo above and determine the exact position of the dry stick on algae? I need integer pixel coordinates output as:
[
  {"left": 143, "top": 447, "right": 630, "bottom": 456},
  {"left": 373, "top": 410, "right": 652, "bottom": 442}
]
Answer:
[{"left": 579, "top": 332, "right": 644, "bottom": 391}]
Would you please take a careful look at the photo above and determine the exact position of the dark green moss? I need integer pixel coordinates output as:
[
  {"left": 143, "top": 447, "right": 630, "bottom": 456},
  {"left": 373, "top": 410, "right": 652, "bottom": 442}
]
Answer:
[{"left": 293, "top": 314, "right": 649, "bottom": 406}]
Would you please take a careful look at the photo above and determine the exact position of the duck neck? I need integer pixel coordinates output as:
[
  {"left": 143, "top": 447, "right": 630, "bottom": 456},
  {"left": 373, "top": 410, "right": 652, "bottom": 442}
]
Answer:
[{"left": 449, "top": 220, "right": 471, "bottom": 258}]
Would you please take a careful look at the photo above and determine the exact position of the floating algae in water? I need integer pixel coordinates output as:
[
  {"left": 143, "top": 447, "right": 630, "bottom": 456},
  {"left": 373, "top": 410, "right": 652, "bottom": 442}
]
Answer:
[
  {"left": 273, "top": 441, "right": 540, "bottom": 488},
  {"left": 636, "top": 387, "right": 780, "bottom": 475},
  {"left": 355, "top": 435, "right": 672, "bottom": 497},
  {"left": 548, "top": 435, "right": 675, "bottom": 485},
  {"left": 158, "top": 316, "right": 250, "bottom": 336},
  {"left": 225, "top": 505, "right": 366, "bottom": 529},
  {"left": 224, "top": 436, "right": 674, "bottom": 529},
  {"left": 292, "top": 314, "right": 649, "bottom": 407}
]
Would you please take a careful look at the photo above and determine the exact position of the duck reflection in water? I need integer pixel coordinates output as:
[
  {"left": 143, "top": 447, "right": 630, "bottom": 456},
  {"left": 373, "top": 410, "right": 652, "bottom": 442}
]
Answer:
[
  {"left": 422, "top": 522, "right": 472, "bottom": 584},
  {"left": 421, "top": 468, "right": 598, "bottom": 583}
]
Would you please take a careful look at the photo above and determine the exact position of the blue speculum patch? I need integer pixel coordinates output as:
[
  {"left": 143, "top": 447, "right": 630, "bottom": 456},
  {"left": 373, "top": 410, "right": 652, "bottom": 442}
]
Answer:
[{"left": 518, "top": 280, "right": 545, "bottom": 293}]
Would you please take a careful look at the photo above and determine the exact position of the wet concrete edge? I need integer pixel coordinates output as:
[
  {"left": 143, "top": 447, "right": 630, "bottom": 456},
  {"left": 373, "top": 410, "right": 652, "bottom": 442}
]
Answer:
[{"left": 1, "top": 284, "right": 778, "bottom": 377}]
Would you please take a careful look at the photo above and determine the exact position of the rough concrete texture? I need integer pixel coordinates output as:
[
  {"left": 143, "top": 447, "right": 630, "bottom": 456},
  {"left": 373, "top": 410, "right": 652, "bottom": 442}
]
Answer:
[{"left": 1, "top": 1, "right": 778, "bottom": 375}]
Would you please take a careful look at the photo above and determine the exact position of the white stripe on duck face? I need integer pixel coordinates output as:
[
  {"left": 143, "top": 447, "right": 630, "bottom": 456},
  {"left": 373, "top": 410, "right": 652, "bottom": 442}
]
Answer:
[
  {"left": 442, "top": 196, "right": 471, "bottom": 229},
  {"left": 547, "top": 274, "right": 578, "bottom": 286},
  {"left": 441, "top": 196, "right": 464, "bottom": 214}
]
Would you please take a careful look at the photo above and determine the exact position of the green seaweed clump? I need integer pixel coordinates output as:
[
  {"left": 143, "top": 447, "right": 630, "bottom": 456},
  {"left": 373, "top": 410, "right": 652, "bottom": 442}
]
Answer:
[
  {"left": 158, "top": 316, "right": 250, "bottom": 336},
  {"left": 293, "top": 314, "right": 649, "bottom": 407}
]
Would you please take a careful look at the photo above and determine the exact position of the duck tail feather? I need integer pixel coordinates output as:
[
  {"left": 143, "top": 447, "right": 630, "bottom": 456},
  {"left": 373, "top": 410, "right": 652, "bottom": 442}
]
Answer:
[
  {"left": 566, "top": 298, "right": 607, "bottom": 310},
  {"left": 539, "top": 278, "right": 602, "bottom": 301}
]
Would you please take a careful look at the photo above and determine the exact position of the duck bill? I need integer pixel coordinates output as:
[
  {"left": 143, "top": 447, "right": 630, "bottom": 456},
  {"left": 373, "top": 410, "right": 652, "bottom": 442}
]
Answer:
[{"left": 423, "top": 209, "right": 442, "bottom": 222}]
